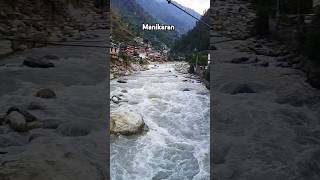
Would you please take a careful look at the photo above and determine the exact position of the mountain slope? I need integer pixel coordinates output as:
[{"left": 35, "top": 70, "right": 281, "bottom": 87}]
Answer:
[
  {"left": 170, "top": 11, "right": 210, "bottom": 54},
  {"left": 110, "top": 10, "right": 135, "bottom": 44},
  {"left": 136, "top": 0, "right": 201, "bottom": 34},
  {"left": 110, "top": 0, "right": 179, "bottom": 49}
]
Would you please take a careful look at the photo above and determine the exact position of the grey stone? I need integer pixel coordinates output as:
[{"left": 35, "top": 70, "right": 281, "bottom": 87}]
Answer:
[
  {"left": 6, "top": 107, "right": 38, "bottom": 122},
  {"left": 117, "top": 79, "right": 127, "bottom": 83},
  {"left": 23, "top": 57, "right": 55, "bottom": 68},
  {"left": 182, "top": 88, "right": 191, "bottom": 91},
  {"left": 110, "top": 110, "right": 145, "bottom": 135},
  {"left": 7, "top": 111, "right": 27, "bottom": 132},
  {"left": 35, "top": 89, "right": 56, "bottom": 99}
]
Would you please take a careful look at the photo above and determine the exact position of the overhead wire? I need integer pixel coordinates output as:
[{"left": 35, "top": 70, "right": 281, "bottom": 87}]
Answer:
[{"left": 166, "top": 0, "right": 211, "bottom": 28}]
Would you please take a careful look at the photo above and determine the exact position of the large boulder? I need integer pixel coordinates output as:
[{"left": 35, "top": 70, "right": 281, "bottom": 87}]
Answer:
[
  {"left": 6, "top": 111, "right": 27, "bottom": 132},
  {"left": 23, "top": 57, "right": 55, "bottom": 68},
  {"left": 35, "top": 89, "right": 56, "bottom": 99},
  {"left": 6, "top": 107, "right": 38, "bottom": 122},
  {"left": 110, "top": 110, "right": 145, "bottom": 135}
]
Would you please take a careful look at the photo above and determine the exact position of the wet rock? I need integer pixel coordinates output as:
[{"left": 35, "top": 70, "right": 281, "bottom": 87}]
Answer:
[
  {"left": 23, "top": 57, "right": 55, "bottom": 68},
  {"left": 111, "top": 95, "right": 121, "bottom": 104},
  {"left": 35, "top": 89, "right": 56, "bottom": 99},
  {"left": 182, "top": 88, "right": 191, "bottom": 92},
  {"left": 6, "top": 111, "right": 27, "bottom": 132},
  {"left": 110, "top": 110, "right": 145, "bottom": 135},
  {"left": 6, "top": 107, "right": 37, "bottom": 122},
  {"left": 189, "top": 64, "right": 195, "bottom": 73},
  {"left": 121, "top": 89, "right": 128, "bottom": 93},
  {"left": 110, "top": 74, "right": 115, "bottom": 80},
  {"left": 58, "top": 122, "right": 91, "bottom": 137},
  {"left": 117, "top": 79, "right": 127, "bottom": 83}
]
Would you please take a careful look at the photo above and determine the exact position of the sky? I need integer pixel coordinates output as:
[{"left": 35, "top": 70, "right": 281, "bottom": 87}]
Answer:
[{"left": 173, "top": 0, "right": 210, "bottom": 15}]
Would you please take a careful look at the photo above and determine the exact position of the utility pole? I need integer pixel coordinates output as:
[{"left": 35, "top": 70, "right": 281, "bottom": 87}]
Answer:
[{"left": 194, "top": 48, "right": 198, "bottom": 71}]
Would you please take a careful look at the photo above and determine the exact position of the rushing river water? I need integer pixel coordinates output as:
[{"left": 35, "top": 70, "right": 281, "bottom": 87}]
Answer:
[{"left": 110, "top": 62, "right": 210, "bottom": 180}]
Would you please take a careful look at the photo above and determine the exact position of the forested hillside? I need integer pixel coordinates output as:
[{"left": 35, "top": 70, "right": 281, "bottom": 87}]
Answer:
[
  {"left": 110, "top": 10, "right": 135, "bottom": 44},
  {"left": 136, "top": 0, "right": 201, "bottom": 34},
  {"left": 111, "top": 0, "right": 179, "bottom": 49},
  {"left": 170, "top": 11, "right": 210, "bottom": 55}
]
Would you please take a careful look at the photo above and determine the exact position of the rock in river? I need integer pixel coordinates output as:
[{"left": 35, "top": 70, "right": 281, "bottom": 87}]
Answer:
[
  {"left": 23, "top": 57, "right": 55, "bottom": 68},
  {"left": 117, "top": 78, "right": 128, "bottom": 83},
  {"left": 35, "top": 89, "right": 56, "bottom": 99},
  {"left": 110, "top": 110, "right": 145, "bottom": 135},
  {"left": 6, "top": 111, "right": 27, "bottom": 132}
]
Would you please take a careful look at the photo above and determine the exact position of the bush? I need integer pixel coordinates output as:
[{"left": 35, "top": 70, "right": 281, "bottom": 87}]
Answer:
[{"left": 119, "top": 51, "right": 130, "bottom": 62}]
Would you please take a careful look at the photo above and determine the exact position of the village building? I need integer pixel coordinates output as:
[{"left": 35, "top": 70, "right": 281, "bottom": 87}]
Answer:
[{"left": 110, "top": 44, "right": 119, "bottom": 59}]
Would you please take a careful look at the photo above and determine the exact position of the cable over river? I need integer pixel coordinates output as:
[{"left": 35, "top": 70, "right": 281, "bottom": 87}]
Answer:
[{"left": 110, "top": 62, "right": 210, "bottom": 180}]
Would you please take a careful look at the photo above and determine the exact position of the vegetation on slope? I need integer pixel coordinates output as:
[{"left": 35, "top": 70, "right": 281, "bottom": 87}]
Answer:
[
  {"left": 111, "top": 0, "right": 178, "bottom": 50},
  {"left": 110, "top": 10, "right": 136, "bottom": 44},
  {"left": 170, "top": 11, "right": 210, "bottom": 55}
]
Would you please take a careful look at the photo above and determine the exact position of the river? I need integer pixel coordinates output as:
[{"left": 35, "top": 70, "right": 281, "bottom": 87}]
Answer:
[{"left": 110, "top": 62, "right": 210, "bottom": 180}]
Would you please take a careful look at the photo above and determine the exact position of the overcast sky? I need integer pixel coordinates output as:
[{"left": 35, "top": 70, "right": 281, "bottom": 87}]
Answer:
[{"left": 174, "top": 0, "right": 210, "bottom": 15}]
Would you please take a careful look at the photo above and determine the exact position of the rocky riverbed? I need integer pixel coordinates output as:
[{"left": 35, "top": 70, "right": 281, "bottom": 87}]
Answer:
[
  {"left": 0, "top": 29, "right": 109, "bottom": 180},
  {"left": 110, "top": 63, "right": 210, "bottom": 180},
  {"left": 211, "top": 36, "right": 320, "bottom": 179}
]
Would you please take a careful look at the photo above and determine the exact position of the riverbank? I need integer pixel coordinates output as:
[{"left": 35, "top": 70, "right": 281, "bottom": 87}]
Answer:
[
  {"left": 212, "top": 36, "right": 320, "bottom": 179},
  {"left": 0, "top": 30, "right": 108, "bottom": 179}
]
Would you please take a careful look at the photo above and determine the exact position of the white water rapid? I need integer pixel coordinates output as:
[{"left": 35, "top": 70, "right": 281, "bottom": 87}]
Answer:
[{"left": 110, "top": 62, "right": 210, "bottom": 180}]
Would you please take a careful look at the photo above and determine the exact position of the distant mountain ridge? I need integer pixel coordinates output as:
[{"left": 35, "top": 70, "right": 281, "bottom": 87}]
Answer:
[
  {"left": 111, "top": 0, "right": 179, "bottom": 49},
  {"left": 136, "top": 0, "right": 201, "bottom": 34}
]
